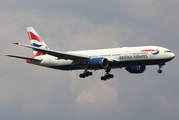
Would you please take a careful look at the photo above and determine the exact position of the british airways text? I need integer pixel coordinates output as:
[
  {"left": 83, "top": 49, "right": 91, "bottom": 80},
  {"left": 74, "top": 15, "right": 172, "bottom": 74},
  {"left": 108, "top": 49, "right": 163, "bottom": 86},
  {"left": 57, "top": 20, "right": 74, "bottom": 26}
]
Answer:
[{"left": 119, "top": 55, "right": 148, "bottom": 60}]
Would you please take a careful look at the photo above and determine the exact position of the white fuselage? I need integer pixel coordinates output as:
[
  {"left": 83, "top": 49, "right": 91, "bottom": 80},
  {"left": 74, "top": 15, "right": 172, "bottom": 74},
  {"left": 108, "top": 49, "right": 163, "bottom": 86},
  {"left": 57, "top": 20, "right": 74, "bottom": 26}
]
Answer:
[{"left": 32, "top": 46, "right": 175, "bottom": 70}]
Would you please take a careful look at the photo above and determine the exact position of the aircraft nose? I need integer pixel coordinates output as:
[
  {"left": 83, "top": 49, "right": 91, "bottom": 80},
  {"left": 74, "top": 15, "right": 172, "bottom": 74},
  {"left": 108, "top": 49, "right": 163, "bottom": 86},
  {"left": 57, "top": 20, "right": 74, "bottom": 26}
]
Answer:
[{"left": 170, "top": 53, "right": 175, "bottom": 59}]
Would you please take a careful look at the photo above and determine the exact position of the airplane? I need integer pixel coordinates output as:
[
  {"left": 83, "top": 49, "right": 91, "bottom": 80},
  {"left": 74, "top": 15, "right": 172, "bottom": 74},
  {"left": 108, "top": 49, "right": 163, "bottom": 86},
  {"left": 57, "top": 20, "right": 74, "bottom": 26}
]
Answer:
[{"left": 6, "top": 27, "right": 175, "bottom": 81}]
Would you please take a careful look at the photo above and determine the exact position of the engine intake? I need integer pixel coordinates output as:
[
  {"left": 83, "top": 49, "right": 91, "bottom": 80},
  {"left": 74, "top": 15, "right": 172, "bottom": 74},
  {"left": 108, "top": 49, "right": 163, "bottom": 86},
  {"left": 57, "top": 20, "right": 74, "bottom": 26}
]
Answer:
[
  {"left": 89, "top": 57, "right": 108, "bottom": 69},
  {"left": 126, "top": 66, "right": 146, "bottom": 74}
]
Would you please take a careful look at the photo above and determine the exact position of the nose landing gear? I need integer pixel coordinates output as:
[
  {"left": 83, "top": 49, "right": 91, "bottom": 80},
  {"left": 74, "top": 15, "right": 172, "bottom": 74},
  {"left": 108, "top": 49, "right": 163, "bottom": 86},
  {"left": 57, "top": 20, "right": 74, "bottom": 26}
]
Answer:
[{"left": 157, "top": 63, "right": 165, "bottom": 73}]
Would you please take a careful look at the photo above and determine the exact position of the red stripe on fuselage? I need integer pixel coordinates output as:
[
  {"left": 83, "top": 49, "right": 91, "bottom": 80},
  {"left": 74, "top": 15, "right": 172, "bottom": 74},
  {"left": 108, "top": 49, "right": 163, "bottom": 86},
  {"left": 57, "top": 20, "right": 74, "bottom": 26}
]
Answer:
[
  {"left": 141, "top": 49, "right": 159, "bottom": 52},
  {"left": 28, "top": 32, "right": 43, "bottom": 42}
]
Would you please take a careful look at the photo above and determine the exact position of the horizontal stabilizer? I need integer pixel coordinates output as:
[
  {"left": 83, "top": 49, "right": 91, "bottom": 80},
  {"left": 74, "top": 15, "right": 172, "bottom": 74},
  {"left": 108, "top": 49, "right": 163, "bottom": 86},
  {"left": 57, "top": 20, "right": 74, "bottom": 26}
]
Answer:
[{"left": 6, "top": 55, "right": 42, "bottom": 62}]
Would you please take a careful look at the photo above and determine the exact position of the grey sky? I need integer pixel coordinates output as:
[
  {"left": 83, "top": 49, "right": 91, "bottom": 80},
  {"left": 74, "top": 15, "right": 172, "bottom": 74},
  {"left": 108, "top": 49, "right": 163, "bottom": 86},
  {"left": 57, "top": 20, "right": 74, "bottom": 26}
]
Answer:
[{"left": 1, "top": 0, "right": 179, "bottom": 120}]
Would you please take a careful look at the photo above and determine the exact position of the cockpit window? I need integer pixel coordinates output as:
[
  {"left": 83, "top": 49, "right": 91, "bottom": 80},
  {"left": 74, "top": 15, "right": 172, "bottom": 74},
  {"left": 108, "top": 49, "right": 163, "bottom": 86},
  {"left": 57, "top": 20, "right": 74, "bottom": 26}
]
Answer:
[{"left": 164, "top": 50, "right": 171, "bottom": 53}]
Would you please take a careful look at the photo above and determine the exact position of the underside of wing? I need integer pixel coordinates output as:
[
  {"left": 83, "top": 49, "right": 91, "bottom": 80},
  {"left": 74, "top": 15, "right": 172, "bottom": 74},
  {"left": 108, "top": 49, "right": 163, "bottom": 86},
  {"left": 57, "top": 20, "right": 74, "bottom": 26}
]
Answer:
[{"left": 13, "top": 43, "right": 90, "bottom": 61}]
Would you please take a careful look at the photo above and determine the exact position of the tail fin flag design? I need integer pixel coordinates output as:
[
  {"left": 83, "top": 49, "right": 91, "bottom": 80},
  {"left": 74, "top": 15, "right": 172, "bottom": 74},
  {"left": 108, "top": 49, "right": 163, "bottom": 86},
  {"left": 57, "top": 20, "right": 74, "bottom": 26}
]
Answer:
[{"left": 27, "top": 27, "right": 49, "bottom": 57}]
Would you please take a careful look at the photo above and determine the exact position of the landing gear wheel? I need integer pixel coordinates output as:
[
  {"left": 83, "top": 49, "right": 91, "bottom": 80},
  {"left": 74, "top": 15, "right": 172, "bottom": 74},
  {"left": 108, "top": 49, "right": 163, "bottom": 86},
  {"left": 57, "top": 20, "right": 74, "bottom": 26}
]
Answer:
[
  {"left": 88, "top": 72, "right": 93, "bottom": 76},
  {"left": 79, "top": 74, "right": 85, "bottom": 78},
  {"left": 110, "top": 74, "right": 114, "bottom": 78},
  {"left": 157, "top": 69, "right": 162, "bottom": 73},
  {"left": 101, "top": 74, "right": 114, "bottom": 81},
  {"left": 101, "top": 76, "right": 106, "bottom": 81},
  {"left": 106, "top": 74, "right": 111, "bottom": 79},
  {"left": 79, "top": 71, "right": 93, "bottom": 78}
]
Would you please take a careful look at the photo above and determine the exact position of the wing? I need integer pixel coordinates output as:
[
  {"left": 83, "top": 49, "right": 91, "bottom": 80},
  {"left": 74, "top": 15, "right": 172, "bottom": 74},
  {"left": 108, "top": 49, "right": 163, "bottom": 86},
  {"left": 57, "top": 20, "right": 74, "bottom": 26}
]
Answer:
[{"left": 13, "top": 43, "right": 90, "bottom": 61}]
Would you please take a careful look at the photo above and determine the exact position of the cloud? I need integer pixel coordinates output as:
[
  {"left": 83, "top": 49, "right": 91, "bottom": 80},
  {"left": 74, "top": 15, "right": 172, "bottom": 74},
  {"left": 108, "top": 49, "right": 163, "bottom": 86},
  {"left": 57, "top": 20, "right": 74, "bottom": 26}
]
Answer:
[
  {"left": 155, "top": 94, "right": 179, "bottom": 116},
  {"left": 75, "top": 82, "right": 118, "bottom": 112},
  {"left": 0, "top": 78, "right": 19, "bottom": 110}
]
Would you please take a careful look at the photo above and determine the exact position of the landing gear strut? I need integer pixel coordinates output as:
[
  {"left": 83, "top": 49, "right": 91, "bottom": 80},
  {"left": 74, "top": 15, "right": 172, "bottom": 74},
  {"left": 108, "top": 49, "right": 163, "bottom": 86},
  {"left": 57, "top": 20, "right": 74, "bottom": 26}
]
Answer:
[
  {"left": 157, "top": 63, "right": 165, "bottom": 73},
  {"left": 101, "top": 69, "right": 114, "bottom": 81}
]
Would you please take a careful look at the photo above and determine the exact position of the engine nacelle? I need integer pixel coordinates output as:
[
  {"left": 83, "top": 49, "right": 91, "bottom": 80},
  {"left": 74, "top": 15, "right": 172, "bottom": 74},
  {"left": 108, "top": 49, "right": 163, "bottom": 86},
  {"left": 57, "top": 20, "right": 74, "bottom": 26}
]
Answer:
[
  {"left": 125, "top": 66, "right": 146, "bottom": 74},
  {"left": 89, "top": 57, "right": 108, "bottom": 69}
]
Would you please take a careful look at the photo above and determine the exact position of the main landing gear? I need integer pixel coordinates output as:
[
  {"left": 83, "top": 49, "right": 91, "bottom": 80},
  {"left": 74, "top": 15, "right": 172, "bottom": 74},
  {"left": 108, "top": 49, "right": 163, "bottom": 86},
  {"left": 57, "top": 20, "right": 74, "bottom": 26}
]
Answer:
[
  {"left": 79, "top": 71, "right": 93, "bottom": 78},
  {"left": 79, "top": 68, "right": 114, "bottom": 81},
  {"left": 101, "top": 69, "right": 114, "bottom": 81},
  {"left": 157, "top": 63, "right": 165, "bottom": 73}
]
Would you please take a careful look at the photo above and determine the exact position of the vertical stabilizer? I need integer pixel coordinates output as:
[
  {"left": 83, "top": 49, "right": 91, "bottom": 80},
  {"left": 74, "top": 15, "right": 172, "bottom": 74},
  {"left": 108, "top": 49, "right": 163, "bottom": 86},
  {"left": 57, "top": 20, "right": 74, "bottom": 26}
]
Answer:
[{"left": 27, "top": 27, "right": 49, "bottom": 57}]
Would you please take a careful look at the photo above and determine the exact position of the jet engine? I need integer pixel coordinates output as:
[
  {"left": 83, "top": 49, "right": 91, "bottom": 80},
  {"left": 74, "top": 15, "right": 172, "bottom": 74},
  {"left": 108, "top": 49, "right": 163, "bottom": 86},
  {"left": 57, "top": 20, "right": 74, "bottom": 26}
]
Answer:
[
  {"left": 89, "top": 57, "right": 108, "bottom": 69},
  {"left": 125, "top": 66, "right": 146, "bottom": 74}
]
